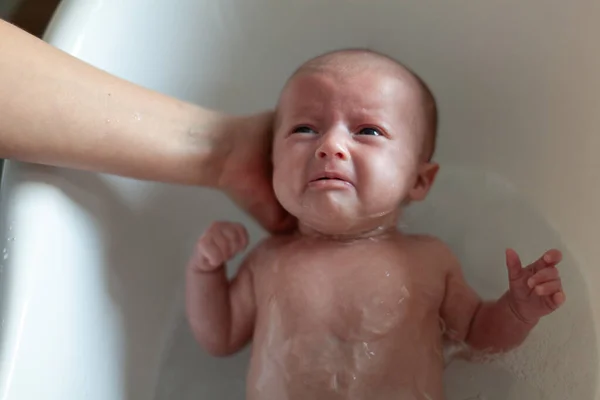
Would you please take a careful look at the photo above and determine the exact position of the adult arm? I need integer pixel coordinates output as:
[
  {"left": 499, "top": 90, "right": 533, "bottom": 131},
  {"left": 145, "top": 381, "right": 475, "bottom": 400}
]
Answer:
[{"left": 0, "top": 20, "right": 293, "bottom": 232}]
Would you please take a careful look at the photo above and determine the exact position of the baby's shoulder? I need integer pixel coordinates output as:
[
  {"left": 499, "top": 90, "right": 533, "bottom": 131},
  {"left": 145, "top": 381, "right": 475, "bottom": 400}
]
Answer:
[
  {"left": 241, "top": 233, "right": 295, "bottom": 266},
  {"left": 254, "top": 233, "right": 296, "bottom": 252},
  {"left": 402, "top": 233, "right": 445, "bottom": 250},
  {"left": 402, "top": 234, "right": 461, "bottom": 268}
]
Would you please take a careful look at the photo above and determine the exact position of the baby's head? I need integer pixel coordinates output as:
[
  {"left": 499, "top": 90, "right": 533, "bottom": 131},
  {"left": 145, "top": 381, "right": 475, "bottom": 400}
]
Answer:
[{"left": 272, "top": 49, "right": 439, "bottom": 237}]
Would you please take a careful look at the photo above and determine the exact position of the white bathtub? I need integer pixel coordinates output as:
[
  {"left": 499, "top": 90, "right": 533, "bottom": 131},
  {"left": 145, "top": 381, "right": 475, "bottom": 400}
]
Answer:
[{"left": 0, "top": 1, "right": 598, "bottom": 399}]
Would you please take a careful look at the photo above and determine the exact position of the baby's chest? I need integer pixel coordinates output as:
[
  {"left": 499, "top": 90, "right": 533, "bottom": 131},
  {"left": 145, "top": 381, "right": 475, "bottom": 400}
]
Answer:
[{"left": 255, "top": 245, "right": 445, "bottom": 340}]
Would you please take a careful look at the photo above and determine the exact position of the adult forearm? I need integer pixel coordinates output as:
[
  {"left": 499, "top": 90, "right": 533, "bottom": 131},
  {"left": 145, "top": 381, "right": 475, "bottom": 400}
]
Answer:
[
  {"left": 0, "top": 19, "right": 227, "bottom": 186},
  {"left": 466, "top": 292, "right": 537, "bottom": 353}
]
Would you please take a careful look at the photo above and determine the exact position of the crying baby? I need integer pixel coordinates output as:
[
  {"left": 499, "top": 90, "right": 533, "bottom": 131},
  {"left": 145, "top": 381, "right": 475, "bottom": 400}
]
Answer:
[{"left": 185, "top": 49, "right": 566, "bottom": 400}]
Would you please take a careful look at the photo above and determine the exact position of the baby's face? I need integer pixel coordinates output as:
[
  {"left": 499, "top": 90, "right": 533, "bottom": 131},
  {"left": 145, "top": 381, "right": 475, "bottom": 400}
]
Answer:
[{"left": 272, "top": 70, "right": 437, "bottom": 236}]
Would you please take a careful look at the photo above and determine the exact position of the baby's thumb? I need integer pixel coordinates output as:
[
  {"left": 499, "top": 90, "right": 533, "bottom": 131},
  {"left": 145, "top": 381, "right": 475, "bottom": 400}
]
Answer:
[{"left": 505, "top": 248, "right": 523, "bottom": 281}]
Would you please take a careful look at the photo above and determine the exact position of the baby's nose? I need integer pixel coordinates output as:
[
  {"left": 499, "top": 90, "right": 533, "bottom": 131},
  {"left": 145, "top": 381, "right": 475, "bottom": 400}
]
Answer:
[
  {"left": 317, "top": 148, "right": 347, "bottom": 160},
  {"left": 316, "top": 145, "right": 349, "bottom": 160},
  {"left": 316, "top": 132, "right": 349, "bottom": 160}
]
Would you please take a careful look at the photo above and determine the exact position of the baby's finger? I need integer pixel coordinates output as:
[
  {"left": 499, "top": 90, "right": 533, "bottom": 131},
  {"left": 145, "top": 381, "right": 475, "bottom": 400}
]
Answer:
[
  {"left": 195, "top": 237, "right": 223, "bottom": 269},
  {"left": 209, "top": 236, "right": 228, "bottom": 266},
  {"left": 213, "top": 230, "right": 234, "bottom": 259},
  {"left": 552, "top": 291, "right": 566, "bottom": 307},
  {"left": 224, "top": 225, "right": 246, "bottom": 254},
  {"left": 505, "top": 248, "right": 523, "bottom": 281},
  {"left": 534, "top": 280, "right": 563, "bottom": 296},
  {"left": 528, "top": 249, "right": 562, "bottom": 273},
  {"left": 527, "top": 266, "right": 560, "bottom": 288},
  {"left": 221, "top": 226, "right": 241, "bottom": 255},
  {"left": 236, "top": 225, "right": 249, "bottom": 250},
  {"left": 543, "top": 249, "right": 562, "bottom": 264}
]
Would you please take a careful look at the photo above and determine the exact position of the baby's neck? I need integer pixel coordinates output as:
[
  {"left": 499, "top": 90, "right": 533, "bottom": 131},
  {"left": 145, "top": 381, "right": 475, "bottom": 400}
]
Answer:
[{"left": 297, "top": 220, "right": 399, "bottom": 243}]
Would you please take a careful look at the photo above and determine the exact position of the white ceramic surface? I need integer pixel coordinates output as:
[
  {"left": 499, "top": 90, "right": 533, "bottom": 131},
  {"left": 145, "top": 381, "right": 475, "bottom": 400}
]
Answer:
[{"left": 0, "top": 0, "right": 598, "bottom": 399}]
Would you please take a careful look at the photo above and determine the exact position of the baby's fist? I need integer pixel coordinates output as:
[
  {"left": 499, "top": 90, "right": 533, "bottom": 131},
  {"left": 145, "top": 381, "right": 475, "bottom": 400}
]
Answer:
[
  {"left": 506, "top": 248, "right": 566, "bottom": 323},
  {"left": 191, "top": 221, "right": 249, "bottom": 271}
]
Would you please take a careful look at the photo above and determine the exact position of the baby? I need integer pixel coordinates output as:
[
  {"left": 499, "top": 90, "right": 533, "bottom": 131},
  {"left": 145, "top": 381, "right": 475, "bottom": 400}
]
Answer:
[{"left": 185, "top": 49, "right": 566, "bottom": 400}]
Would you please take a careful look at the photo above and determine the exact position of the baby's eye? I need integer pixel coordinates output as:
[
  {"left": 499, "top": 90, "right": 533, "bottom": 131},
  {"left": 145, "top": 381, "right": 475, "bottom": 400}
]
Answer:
[
  {"left": 357, "top": 127, "right": 382, "bottom": 136},
  {"left": 292, "top": 126, "right": 317, "bottom": 134}
]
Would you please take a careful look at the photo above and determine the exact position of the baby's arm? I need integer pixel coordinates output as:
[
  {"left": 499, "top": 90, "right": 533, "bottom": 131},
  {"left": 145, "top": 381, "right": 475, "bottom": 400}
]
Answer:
[
  {"left": 186, "top": 221, "right": 256, "bottom": 356},
  {"left": 440, "top": 246, "right": 565, "bottom": 355}
]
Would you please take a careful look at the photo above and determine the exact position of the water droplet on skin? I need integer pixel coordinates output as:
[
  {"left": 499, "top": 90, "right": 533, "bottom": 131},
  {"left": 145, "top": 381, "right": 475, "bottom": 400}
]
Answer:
[
  {"left": 439, "top": 317, "right": 447, "bottom": 334},
  {"left": 398, "top": 286, "right": 410, "bottom": 305},
  {"left": 400, "top": 285, "right": 410, "bottom": 298},
  {"left": 106, "top": 119, "right": 111, "bottom": 124},
  {"left": 385, "top": 270, "right": 390, "bottom": 277},
  {"left": 331, "top": 373, "right": 339, "bottom": 392},
  {"left": 362, "top": 342, "right": 375, "bottom": 359}
]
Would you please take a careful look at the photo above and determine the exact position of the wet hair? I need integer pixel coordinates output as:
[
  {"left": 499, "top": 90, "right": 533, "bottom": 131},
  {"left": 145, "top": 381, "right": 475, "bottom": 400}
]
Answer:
[{"left": 279, "top": 48, "right": 438, "bottom": 161}]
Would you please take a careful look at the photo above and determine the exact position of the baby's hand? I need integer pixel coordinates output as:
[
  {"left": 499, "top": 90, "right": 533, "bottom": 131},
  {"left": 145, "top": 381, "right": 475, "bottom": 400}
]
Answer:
[
  {"left": 505, "top": 248, "right": 566, "bottom": 323},
  {"left": 191, "top": 221, "right": 249, "bottom": 272}
]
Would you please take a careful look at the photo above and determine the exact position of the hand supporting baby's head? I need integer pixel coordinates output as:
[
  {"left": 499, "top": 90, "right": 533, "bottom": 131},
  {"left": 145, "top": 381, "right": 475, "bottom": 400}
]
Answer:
[{"left": 271, "top": 49, "right": 440, "bottom": 237}]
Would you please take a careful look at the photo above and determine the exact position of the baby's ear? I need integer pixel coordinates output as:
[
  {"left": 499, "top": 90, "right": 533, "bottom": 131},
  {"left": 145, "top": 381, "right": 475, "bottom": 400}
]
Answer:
[{"left": 408, "top": 162, "right": 439, "bottom": 202}]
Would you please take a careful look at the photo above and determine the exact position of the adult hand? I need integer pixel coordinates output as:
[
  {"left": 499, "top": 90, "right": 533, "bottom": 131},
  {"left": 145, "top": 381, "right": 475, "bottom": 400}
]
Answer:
[{"left": 217, "top": 112, "right": 296, "bottom": 234}]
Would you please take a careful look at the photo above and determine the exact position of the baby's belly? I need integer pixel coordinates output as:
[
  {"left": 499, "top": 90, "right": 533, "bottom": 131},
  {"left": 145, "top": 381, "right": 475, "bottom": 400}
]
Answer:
[{"left": 246, "top": 310, "right": 445, "bottom": 400}]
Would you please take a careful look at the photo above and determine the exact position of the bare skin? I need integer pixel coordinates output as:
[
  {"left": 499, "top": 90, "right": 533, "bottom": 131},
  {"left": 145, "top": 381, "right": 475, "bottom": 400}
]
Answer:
[
  {"left": 0, "top": 19, "right": 293, "bottom": 233},
  {"left": 187, "top": 224, "right": 564, "bottom": 400},
  {"left": 186, "top": 50, "right": 566, "bottom": 399}
]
